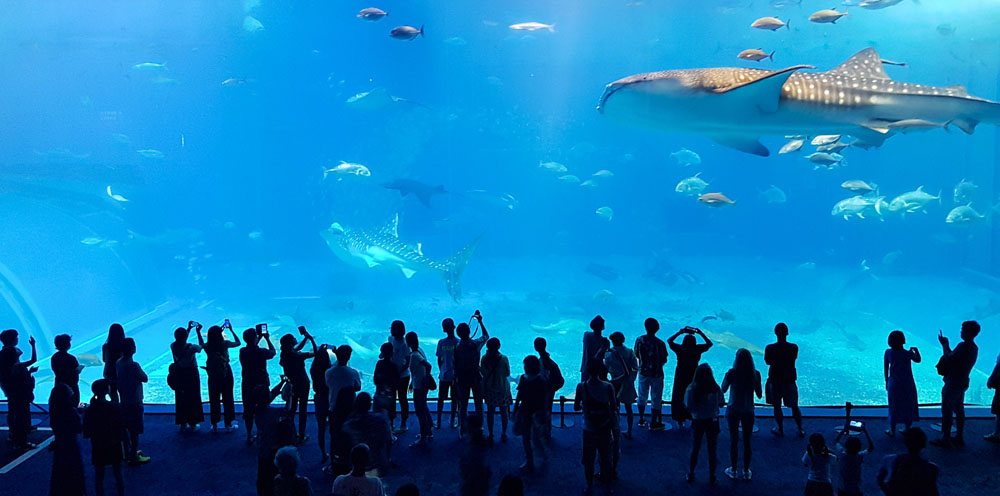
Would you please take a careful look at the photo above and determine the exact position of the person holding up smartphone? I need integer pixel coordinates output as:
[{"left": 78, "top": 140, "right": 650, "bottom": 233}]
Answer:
[
  {"left": 834, "top": 402, "right": 874, "bottom": 496},
  {"left": 241, "top": 323, "right": 276, "bottom": 445},
  {"left": 668, "top": 326, "right": 713, "bottom": 430},
  {"left": 201, "top": 320, "right": 242, "bottom": 433},
  {"left": 279, "top": 326, "right": 317, "bottom": 444},
  {"left": 171, "top": 322, "right": 205, "bottom": 432}
]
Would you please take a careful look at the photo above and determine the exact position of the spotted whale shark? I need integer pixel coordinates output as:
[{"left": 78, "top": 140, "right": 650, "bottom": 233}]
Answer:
[
  {"left": 320, "top": 215, "right": 480, "bottom": 302},
  {"left": 598, "top": 48, "right": 1000, "bottom": 156}
]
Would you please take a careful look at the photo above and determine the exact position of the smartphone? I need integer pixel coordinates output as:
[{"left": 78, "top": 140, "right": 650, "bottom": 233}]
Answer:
[
  {"left": 224, "top": 318, "right": 231, "bottom": 329},
  {"left": 849, "top": 420, "right": 864, "bottom": 430},
  {"left": 255, "top": 323, "right": 266, "bottom": 335},
  {"left": 298, "top": 325, "right": 307, "bottom": 335}
]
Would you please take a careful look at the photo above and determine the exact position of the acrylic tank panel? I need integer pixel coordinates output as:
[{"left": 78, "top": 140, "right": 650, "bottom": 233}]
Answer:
[{"left": 1, "top": 0, "right": 998, "bottom": 405}]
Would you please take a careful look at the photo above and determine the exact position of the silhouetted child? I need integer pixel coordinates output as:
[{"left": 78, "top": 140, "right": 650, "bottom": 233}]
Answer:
[
  {"left": 931, "top": 320, "right": 979, "bottom": 447},
  {"left": 83, "top": 379, "right": 124, "bottom": 496},
  {"left": 0, "top": 329, "right": 38, "bottom": 450},
  {"left": 514, "top": 355, "right": 548, "bottom": 472},
  {"left": 987, "top": 351, "right": 1000, "bottom": 443},
  {"left": 274, "top": 446, "right": 314, "bottom": 496},
  {"left": 534, "top": 337, "right": 564, "bottom": 440},
  {"left": 833, "top": 403, "right": 873, "bottom": 496},
  {"left": 116, "top": 338, "right": 150, "bottom": 465},
  {"left": 49, "top": 382, "right": 85, "bottom": 496},
  {"left": 332, "top": 443, "right": 386, "bottom": 496},
  {"left": 802, "top": 433, "right": 836, "bottom": 496}
]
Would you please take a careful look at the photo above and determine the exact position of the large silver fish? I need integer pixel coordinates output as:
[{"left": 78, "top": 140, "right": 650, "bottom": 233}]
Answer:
[
  {"left": 598, "top": 48, "right": 1000, "bottom": 156},
  {"left": 320, "top": 216, "right": 480, "bottom": 302}
]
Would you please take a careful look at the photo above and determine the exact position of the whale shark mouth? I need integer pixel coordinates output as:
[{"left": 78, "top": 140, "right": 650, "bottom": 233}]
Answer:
[{"left": 597, "top": 83, "right": 624, "bottom": 113}]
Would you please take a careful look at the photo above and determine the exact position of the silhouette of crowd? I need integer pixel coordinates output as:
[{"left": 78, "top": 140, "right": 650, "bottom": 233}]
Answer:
[{"left": 1, "top": 313, "right": 996, "bottom": 496}]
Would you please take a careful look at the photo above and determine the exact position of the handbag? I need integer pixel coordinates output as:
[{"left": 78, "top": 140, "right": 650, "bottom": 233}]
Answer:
[
  {"left": 935, "top": 355, "right": 950, "bottom": 377},
  {"left": 167, "top": 363, "right": 179, "bottom": 391},
  {"left": 425, "top": 360, "right": 437, "bottom": 390}
]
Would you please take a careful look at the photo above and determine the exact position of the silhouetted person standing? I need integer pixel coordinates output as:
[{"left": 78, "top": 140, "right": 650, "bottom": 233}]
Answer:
[
  {"left": 83, "top": 379, "right": 124, "bottom": 496},
  {"left": 930, "top": 320, "right": 979, "bottom": 447},
  {"left": 668, "top": 326, "right": 713, "bottom": 429},
  {"left": 514, "top": 355, "right": 548, "bottom": 472},
  {"left": 987, "top": 351, "right": 1000, "bottom": 443},
  {"left": 280, "top": 327, "right": 317, "bottom": 444},
  {"left": 481, "top": 337, "right": 512, "bottom": 442},
  {"left": 1, "top": 329, "right": 39, "bottom": 450},
  {"left": 575, "top": 359, "right": 616, "bottom": 489},
  {"left": 388, "top": 320, "right": 411, "bottom": 434},
  {"left": 604, "top": 331, "right": 638, "bottom": 439},
  {"left": 102, "top": 324, "right": 126, "bottom": 403},
  {"left": 581, "top": 316, "right": 609, "bottom": 382},
  {"left": 455, "top": 312, "right": 489, "bottom": 437},
  {"left": 51, "top": 334, "right": 83, "bottom": 407},
  {"left": 884, "top": 330, "right": 920, "bottom": 437},
  {"left": 436, "top": 318, "right": 459, "bottom": 429},
  {"left": 116, "top": 338, "right": 150, "bottom": 465},
  {"left": 170, "top": 323, "right": 204, "bottom": 432},
  {"left": 242, "top": 326, "right": 276, "bottom": 444},
  {"left": 311, "top": 344, "right": 332, "bottom": 461},
  {"left": 373, "top": 343, "right": 399, "bottom": 425},
  {"left": 326, "top": 345, "right": 362, "bottom": 469},
  {"left": 534, "top": 337, "right": 564, "bottom": 440},
  {"left": 634, "top": 318, "right": 667, "bottom": 430},
  {"left": 407, "top": 331, "right": 434, "bottom": 447},
  {"left": 765, "top": 322, "right": 803, "bottom": 437},
  {"left": 342, "top": 393, "right": 392, "bottom": 474},
  {"left": 202, "top": 323, "right": 241, "bottom": 433},
  {"left": 49, "top": 382, "right": 86, "bottom": 496},
  {"left": 685, "top": 363, "right": 722, "bottom": 484},
  {"left": 877, "top": 427, "right": 939, "bottom": 496},
  {"left": 720, "top": 348, "right": 761, "bottom": 480}
]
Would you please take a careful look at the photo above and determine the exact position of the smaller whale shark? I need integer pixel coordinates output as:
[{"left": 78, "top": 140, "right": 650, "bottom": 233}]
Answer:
[{"left": 320, "top": 215, "right": 480, "bottom": 302}]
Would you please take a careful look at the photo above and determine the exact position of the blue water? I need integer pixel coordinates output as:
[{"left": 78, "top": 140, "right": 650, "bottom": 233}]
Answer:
[{"left": 1, "top": 0, "right": 998, "bottom": 405}]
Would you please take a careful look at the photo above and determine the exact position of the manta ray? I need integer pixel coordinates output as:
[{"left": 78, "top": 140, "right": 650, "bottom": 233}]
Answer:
[
  {"left": 320, "top": 215, "right": 480, "bottom": 302},
  {"left": 598, "top": 48, "right": 1000, "bottom": 156}
]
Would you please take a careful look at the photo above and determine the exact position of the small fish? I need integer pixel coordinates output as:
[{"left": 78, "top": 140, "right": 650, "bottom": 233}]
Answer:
[
  {"left": 860, "top": 0, "right": 903, "bottom": 9},
  {"left": 816, "top": 141, "right": 849, "bottom": 153},
  {"left": 698, "top": 192, "right": 736, "bottom": 207},
  {"left": 509, "top": 22, "right": 555, "bottom": 32},
  {"left": 806, "top": 152, "right": 844, "bottom": 167},
  {"left": 558, "top": 174, "right": 581, "bottom": 184},
  {"left": 595, "top": 206, "right": 614, "bottom": 221},
  {"left": 592, "top": 169, "right": 614, "bottom": 178},
  {"left": 111, "top": 133, "right": 131, "bottom": 145},
  {"left": 221, "top": 78, "right": 246, "bottom": 87},
  {"left": 248, "top": 231, "right": 263, "bottom": 240},
  {"left": 809, "top": 8, "right": 849, "bottom": 24},
  {"left": 670, "top": 148, "right": 701, "bottom": 166},
  {"left": 132, "top": 62, "right": 166, "bottom": 71},
  {"left": 81, "top": 237, "right": 104, "bottom": 245},
  {"left": 443, "top": 36, "right": 467, "bottom": 46},
  {"left": 539, "top": 161, "right": 568, "bottom": 173},
  {"left": 243, "top": 15, "right": 264, "bottom": 32},
  {"left": 759, "top": 185, "right": 787, "bottom": 204},
  {"left": 738, "top": 49, "right": 774, "bottom": 62},
  {"left": 841, "top": 180, "right": 876, "bottom": 194},
  {"left": 77, "top": 353, "right": 102, "bottom": 366},
  {"left": 675, "top": 173, "right": 709, "bottom": 196},
  {"left": 750, "top": 17, "right": 789, "bottom": 31},
  {"left": 810, "top": 135, "right": 841, "bottom": 146},
  {"left": 700, "top": 315, "right": 719, "bottom": 324},
  {"left": 953, "top": 178, "right": 978, "bottom": 204},
  {"left": 779, "top": 139, "right": 804, "bottom": 154},
  {"left": 106, "top": 186, "right": 129, "bottom": 202},
  {"left": 579, "top": 179, "right": 598, "bottom": 188},
  {"left": 945, "top": 204, "right": 987, "bottom": 224},
  {"left": 136, "top": 149, "right": 164, "bottom": 159},
  {"left": 390, "top": 25, "right": 424, "bottom": 40},
  {"left": 323, "top": 161, "right": 372, "bottom": 179},
  {"left": 888, "top": 186, "right": 941, "bottom": 214},
  {"left": 357, "top": 7, "right": 388, "bottom": 21}
]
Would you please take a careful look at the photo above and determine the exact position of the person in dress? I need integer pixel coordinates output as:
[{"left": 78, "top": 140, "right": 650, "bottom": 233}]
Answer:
[
  {"left": 481, "top": 337, "right": 512, "bottom": 442},
  {"left": 170, "top": 323, "right": 204, "bottom": 432},
  {"left": 604, "top": 332, "right": 638, "bottom": 439},
  {"left": 669, "top": 327, "right": 713, "bottom": 429},
  {"left": 884, "top": 330, "right": 921, "bottom": 437}
]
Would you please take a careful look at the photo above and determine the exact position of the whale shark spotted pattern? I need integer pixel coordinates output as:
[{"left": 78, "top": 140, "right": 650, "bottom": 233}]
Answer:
[{"left": 598, "top": 48, "right": 1000, "bottom": 156}]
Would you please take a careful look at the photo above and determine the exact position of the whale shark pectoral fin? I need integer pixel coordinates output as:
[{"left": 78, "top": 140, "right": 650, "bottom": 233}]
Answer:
[
  {"left": 709, "top": 135, "right": 769, "bottom": 156},
  {"left": 400, "top": 267, "right": 417, "bottom": 278},
  {"left": 360, "top": 255, "right": 380, "bottom": 268},
  {"left": 714, "top": 65, "right": 812, "bottom": 113},
  {"left": 951, "top": 118, "right": 979, "bottom": 135},
  {"left": 827, "top": 48, "right": 892, "bottom": 80}
]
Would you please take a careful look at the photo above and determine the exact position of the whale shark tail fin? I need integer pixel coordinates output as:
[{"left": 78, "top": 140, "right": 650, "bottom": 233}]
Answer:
[{"left": 442, "top": 236, "right": 481, "bottom": 302}]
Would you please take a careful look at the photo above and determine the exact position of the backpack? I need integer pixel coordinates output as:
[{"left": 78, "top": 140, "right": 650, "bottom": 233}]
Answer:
[
  {"left": 543, "top": 357, "right": 565, "bottom": 391},
  {"left": 454, "top": 340, "right": 481, "bottom": 381}
]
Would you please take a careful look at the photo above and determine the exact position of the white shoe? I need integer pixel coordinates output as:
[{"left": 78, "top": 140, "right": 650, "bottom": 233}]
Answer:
[{"left": 725, "top": 467, "right": 739, "bottom": 480}]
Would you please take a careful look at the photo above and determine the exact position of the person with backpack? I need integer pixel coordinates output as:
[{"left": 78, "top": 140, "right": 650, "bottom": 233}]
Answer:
[
  {"left": 534, "top": 337, "right": 564, "bottom": 440},
  {"left": 634, "top": 318, "right": 668, "bottom": 431},
  {"left": 604, "top": 332, "right": 638, "bottom": 439},
  {"left": 454, "top": 311, "right": 490, "bottom": 437},
  {"left": 574, "top": 359, "right": 617, "bottom": 488}
]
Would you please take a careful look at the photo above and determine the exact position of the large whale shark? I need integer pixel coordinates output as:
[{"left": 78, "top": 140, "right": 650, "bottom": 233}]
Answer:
[
  {"left": 598, "top": 48, "right": 1000, "bottom": 156},
  {"left": 320, "top": 215, "right": 480, "bottom": 302}
]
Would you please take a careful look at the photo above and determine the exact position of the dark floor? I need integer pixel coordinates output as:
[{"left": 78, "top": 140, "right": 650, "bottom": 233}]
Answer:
[{"left": 2, "top": 411, "right": 999, "bottom": 496}]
